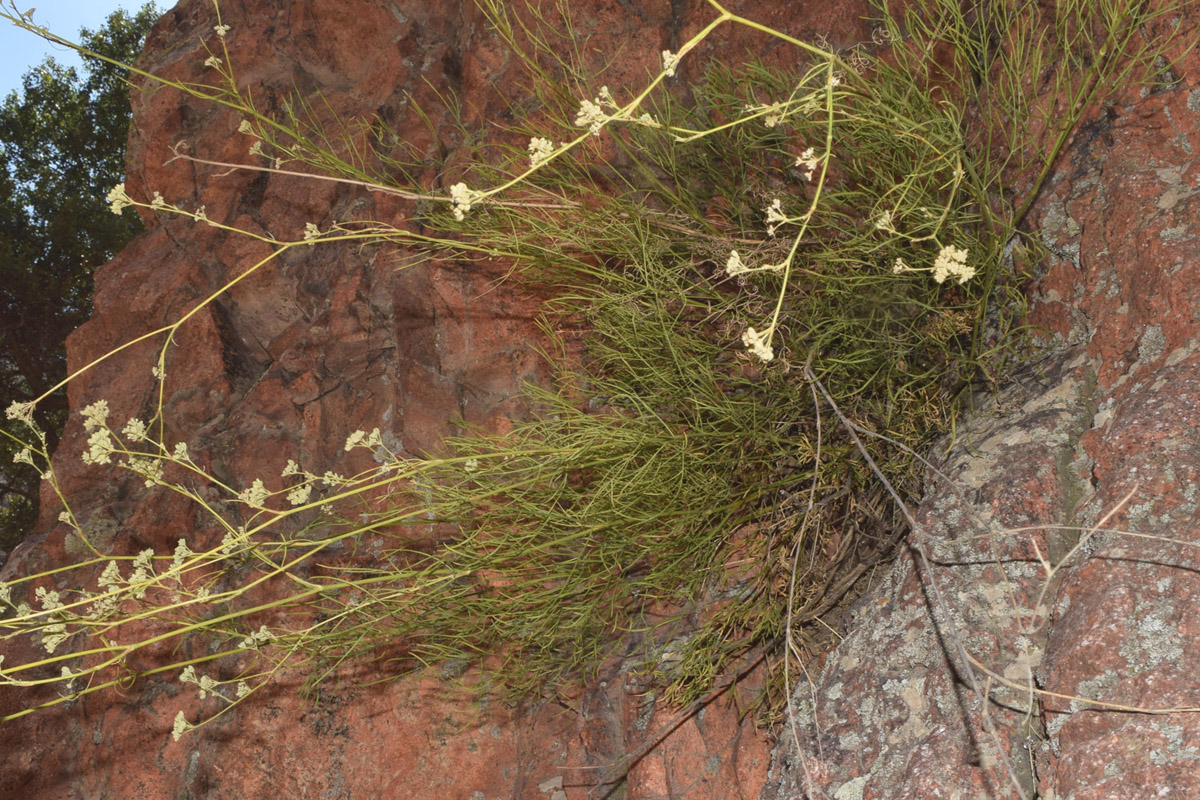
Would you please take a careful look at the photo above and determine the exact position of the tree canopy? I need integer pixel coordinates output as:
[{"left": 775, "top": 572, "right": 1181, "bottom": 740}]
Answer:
[{"left": 0, "top": 4, "right": 159, "bottom": 551}]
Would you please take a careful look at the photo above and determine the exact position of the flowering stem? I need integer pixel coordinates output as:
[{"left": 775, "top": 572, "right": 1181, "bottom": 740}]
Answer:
[{"left": 763, "top": 62, "right": 838, "bottom": 354}]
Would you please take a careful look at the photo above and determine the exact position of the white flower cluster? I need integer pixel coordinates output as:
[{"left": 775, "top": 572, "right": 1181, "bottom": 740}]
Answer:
[
  {"left": 107, "top": 183, "right": 133, "bottom": 215},
  {"left": 765, "top": 198, "right": 788, "bottom": 236},
  {"left": 81, "top": 400, "right": 115, "bottom": 466},
  {"left": 527, "top": 137, "right": 555, "bottom": 168},
  {"left": 98, "top": 560, "right": 123, "bottom": 590},
  {"left": 741, "top": 327, "right": 775, "bottom": 362},
  {"left": 81, "top": 429, "right": 114, "bottom": 465},
  {"left": 286, "top": 483, "right": 312, "bottom": 506},
  {"left": 172, "top": 711, "right": 192, "bottom": 741},
  {"left": 575, "top": 85, "right": 623, "bottom": 137},
  {"left": 5, "top": 400, "right": 34, "bottom": 426},
  {"left": 86, "top": 560, "right": 125, "bottom": 618},
  {"left": 662, "top": 49, "right": 681, "bottom": 78},
  {"left": 303, "top": 222, "right": 320, "bottom": 244},
  {"left": 237, "top": 478, "right": 269, "bottom": 508},
  {"left": 82, "top": 400, "right": 109, "bottom": 429},
  {"left": 794, "top": 147, "right": 820, "bottom": 182},
  {"left": 84, "top": 547, "right": 174, "bottom": 618},
  {"left": 34, "top": 586, "right": 70, "bottom": 654},
  {"left": 724, "top": 250, "right": 783, "bottom": 278},
  {"left": 574, "top": 98, "right": 608, "bottom": 136},
  {"left": 344, "top": 427, "right": 382, "bottom": 452},
  {"left": 127, "top": 548, "right": 156, "bottom": 599},
  {"left": 762, "top": 102, "right": 785, "bottom": 128},
  {"left": 171, "top": 539, "right": 194, "bottom": 572},
  {"left": 931, "top": 244, "right": 974, "bottom": 284},
  {"left": 449, "top": 182, "right": 481, "bottom": 221},
  {"left": 238, "top": 624, "right": 275, "bottom": 650},
  {"left": 725, "top": 250, "right": 749, "bottom": 277},
  {"left": 219, "top": 526, "right": 247, "bottom": 556},
  {"left": 180, "top": 665, "right": 219, "bottom": 699},
  {"left": 59, "top": 666, "right": 77, "bottom": 696},
  {"left": 122, "top": 417, "right": 148, "bottom": 442},
  {"left": 127, "top": 455, "right": 164, "bottom": 488},
  {"left": 114, "top": 418, "right": 170, "bottom": 484}
]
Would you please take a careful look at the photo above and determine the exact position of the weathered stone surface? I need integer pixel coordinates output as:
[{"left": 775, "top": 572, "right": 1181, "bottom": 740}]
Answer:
[
  {"left": 761, "top": 4, "right": 1200, "bottom": 799},
  {"left": 762, "top": 348, "right": 1095, "bottom": 800}
]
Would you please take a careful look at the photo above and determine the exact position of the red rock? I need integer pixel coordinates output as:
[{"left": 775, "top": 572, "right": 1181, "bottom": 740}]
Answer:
[
  {"left": 1, "top": 0, "right": 879, "bottom": 796},
  {"left": 23, "top": 0, "right": 1200, "bottom": 797}
]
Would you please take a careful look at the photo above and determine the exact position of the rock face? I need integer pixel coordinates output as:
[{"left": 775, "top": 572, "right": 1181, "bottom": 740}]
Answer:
[
  {"left": 761, "top": 5, "right": 1200, "bottom": 799},
  {"left": 3, "top": 0, "right": 1200, "bottom": 798},
  {"left": 0, "top": 0, "right": 865, "bottom": 798}
]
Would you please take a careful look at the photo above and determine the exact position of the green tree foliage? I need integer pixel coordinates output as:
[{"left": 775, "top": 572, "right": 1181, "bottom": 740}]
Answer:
[{"left": 0, "top": 4, "right": 158, "bottom": 551}]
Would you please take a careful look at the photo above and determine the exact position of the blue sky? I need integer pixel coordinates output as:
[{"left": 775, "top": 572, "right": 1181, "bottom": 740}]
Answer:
[{"left": 1, "top": 1, "right": 152, "bottom": 97}]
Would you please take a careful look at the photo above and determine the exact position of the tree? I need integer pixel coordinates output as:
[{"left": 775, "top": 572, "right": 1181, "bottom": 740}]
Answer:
[{"left": 0, "top": 4, "right": 159, "bottom": 551}]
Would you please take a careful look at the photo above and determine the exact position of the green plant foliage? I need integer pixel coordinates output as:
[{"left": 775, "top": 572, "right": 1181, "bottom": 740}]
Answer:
[
  {"left": 0, "top": 3, "right": 158, "bottom": 550},
  {"left": 0, "top": 0, "right": 1185, "bottom": 750}
]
